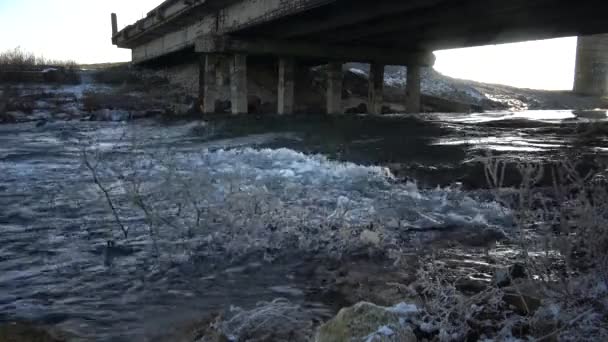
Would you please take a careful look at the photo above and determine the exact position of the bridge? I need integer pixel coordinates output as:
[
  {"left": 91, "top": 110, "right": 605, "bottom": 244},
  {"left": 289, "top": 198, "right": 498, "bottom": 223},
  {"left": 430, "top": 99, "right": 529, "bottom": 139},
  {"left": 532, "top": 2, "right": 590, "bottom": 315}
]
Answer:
[{"left": 112, "top": 0, "right": 608, "bottom": 115}]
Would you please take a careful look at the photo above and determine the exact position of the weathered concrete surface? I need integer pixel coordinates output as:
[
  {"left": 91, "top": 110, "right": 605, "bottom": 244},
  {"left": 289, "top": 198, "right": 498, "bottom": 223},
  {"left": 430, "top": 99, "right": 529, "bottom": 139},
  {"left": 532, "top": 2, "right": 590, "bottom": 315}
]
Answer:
[
  {"left": 368, "top": 64, "right": 385, "bottom": 115},
  {"left": 327, "top": 62, "right": 343, "bottom": 114},
  {"left": 406, "top": 66, "right": 422, "bottom": 113},
  {"left": 230, "top": 54, "right": 248, "bottom": 114},
  {"left": 195, "top": 35, "right": 435, "bottom": 66},
  {"left": 574, "top": 34, "right": 608, "bottom": 96},
  {"left": 202, "top": 54, "right": 219, "bottom": 113},
  {"left": 278, "top": 58, "right": 295, "bottom": 115}
]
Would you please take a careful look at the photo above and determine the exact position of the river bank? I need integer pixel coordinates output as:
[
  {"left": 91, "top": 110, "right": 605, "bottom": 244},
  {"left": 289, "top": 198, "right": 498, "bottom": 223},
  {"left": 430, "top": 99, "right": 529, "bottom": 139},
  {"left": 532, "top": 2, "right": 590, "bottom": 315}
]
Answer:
[{"left": 3, "top": 64, "right": 606, "bottom": 126}]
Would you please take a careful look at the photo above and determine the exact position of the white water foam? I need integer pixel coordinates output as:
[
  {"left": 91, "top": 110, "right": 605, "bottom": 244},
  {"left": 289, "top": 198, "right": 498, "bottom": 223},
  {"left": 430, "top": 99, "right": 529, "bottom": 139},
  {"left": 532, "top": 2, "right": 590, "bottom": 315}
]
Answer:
[{"left": 112, "top": 146, "right": 511, "bottom": 258}]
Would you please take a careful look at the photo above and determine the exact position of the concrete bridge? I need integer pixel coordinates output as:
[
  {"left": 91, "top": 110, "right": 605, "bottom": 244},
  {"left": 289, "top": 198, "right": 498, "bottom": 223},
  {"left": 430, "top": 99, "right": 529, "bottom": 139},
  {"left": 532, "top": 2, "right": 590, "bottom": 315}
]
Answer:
[{"left": 112, "top": 0, "right": 608, "bottom": 114}]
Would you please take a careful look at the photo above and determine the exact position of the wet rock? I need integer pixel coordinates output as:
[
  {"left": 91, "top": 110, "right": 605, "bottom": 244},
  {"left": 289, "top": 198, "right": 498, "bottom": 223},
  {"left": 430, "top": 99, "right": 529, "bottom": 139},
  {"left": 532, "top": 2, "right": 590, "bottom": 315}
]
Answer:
[
  {"left": 0, "top": 322, "right": 66, "bottom": 342},
  {"left": 455, "top": 277, "right": 488, "bottom": 294},
  {"left": 316, "top": 302, "right": 418, "bottom": 342},
  {"left": 494, "top": 263, "right": 527, "bottom": 287}
]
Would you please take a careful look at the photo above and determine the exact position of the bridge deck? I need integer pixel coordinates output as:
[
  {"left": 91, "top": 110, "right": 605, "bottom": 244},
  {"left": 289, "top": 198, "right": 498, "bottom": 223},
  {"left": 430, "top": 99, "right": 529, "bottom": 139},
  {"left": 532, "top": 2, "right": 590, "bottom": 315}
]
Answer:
[{"left": 114, "top": 0, "right": 607, "bottom": 63}]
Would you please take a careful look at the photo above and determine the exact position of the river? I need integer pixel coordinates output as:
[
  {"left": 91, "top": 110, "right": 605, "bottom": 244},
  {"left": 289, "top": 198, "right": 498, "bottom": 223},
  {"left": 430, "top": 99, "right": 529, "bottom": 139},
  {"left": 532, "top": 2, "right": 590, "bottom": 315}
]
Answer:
[{"left": 0, "top": 108, "right": 606, "bottom": 340}]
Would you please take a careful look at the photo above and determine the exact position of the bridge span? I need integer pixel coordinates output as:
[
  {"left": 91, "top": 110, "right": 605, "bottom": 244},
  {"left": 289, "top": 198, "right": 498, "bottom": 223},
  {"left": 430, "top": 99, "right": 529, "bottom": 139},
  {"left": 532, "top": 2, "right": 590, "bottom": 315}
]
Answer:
[{"left": 112, "top": 0, "right": 608, "bottom": 114}]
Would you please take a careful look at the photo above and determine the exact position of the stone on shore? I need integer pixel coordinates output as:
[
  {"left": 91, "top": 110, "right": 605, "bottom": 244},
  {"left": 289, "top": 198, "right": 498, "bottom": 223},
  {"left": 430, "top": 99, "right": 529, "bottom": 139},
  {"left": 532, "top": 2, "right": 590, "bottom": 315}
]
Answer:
[{"left": 316, "top": 302, "right": 418, "bottom": 342}]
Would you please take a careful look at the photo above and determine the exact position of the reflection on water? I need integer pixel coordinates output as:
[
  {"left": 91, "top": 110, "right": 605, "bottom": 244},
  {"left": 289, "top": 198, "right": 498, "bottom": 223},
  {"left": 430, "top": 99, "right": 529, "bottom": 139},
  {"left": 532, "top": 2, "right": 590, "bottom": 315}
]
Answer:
[{"left": 433, "top": 109, "right": 594, "bottom": 123}]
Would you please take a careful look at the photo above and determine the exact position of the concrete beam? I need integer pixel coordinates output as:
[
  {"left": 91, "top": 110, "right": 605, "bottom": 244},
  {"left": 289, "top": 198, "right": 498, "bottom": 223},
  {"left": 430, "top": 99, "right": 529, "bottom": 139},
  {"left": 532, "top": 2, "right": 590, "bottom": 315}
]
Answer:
[
  {"left": 202, "top": 54, "right": 219, "bottom": 113},
  {"left": 116, "top": 0, "right": 333, "bottom": 49},
  {"left": 278, "top": 58, "right": 295, "bottom": 115},
  {"left": 368, "top": 63, "right": 385, "bottom": 115},
  {"left": 406, "top": 66, "right": 421, "bottom": 113},
  {"left": 327, "top": 62, "right": 343, "bottom": 115},
  {"left": 195, "top": 35, "right": 435, "bottom": 66},
  {"left": 230, "top": 54, "right": 248, "bottom": 114}
]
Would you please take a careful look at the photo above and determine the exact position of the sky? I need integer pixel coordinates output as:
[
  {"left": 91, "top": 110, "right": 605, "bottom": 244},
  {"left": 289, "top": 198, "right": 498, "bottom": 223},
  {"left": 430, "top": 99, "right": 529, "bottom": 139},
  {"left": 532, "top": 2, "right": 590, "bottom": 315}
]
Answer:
[{"left": 0, "top": 0, "right": 577, "bottom": 90}]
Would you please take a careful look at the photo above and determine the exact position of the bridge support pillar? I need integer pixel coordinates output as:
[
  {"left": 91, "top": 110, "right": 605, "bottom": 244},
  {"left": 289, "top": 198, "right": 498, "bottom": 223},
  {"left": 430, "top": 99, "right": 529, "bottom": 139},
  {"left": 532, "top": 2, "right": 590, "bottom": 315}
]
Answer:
[
  {"left": 368, "top": 63, "right": 385, "bottom": 115},
  {"left": 230, "top": 54, "right": 248, "bottom": 114},
  {"left": 278, "top": 58, "right": 295, "bottom": 115},
  {"left": 406, "top": 65, "right": 421, "bottom": 113},
  {"left": 327, "top": 62, "right": 343, "bottom": 115},
  {"left": 574, "top": 34, "right": 608, "bottom": 96},
  {"left": 217, "top": 56, "right": 230, "bottom": 87},
  {"left": 201, "top": 54, "right": 219, "bottom": 114}
]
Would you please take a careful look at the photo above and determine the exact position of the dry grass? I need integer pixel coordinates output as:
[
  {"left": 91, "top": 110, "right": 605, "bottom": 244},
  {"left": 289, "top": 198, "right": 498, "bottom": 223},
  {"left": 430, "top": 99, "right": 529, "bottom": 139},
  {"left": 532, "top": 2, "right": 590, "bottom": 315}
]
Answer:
[{"left": 0, "top": 47, "right": 78, "bottom": 70}]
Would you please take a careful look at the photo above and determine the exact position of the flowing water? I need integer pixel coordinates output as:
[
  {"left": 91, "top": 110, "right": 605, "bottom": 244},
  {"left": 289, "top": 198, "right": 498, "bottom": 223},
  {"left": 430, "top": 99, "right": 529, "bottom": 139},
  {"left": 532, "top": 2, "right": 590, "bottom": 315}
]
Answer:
[{"left": 1, "top": 103, "right": 607, "bottom": 340}]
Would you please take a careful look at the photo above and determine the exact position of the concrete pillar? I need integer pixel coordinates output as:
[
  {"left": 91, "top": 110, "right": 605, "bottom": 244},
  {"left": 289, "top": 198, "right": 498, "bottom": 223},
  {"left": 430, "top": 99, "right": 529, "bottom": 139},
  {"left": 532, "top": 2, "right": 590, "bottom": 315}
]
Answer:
[
  {"left": 278, "top": 58, "right": 295, "bottom": 115},
  {"left": 216, "top": 56, "right": 230, "bottom": 87},
  {"left": 574, "top": 34, "right": 608, "bottom": 96},
  {"left": 327, "top": 62, "right": 343, "bottom": 115},
  {"left": 230, "top": 54, "right": 248, "bottom": 114},
  {"left": 406, "top": 65, "right": 421, "bottom": 113},
  {"left": 201, "top": 54, "right": 219, "bottom": 114},
  {"left": 368, "top": 63, "right": 385, "bottom": 115},
  {"left": 111, "top": 13, "right": 118, "bottom": 37}
]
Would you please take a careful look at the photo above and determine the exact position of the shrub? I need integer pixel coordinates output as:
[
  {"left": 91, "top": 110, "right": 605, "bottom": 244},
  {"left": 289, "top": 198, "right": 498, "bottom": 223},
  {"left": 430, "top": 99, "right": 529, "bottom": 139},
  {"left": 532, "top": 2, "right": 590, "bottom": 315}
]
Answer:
[{"left": 0, "top": 47, "right": 77, "bottom": 71}]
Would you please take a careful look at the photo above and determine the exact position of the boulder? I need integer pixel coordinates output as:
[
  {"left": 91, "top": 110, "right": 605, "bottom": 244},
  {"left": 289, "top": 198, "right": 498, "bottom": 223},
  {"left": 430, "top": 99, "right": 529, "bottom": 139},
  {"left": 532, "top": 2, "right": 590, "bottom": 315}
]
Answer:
[{"left": 316, "top": 302, "right": 418, "bottom": 342}]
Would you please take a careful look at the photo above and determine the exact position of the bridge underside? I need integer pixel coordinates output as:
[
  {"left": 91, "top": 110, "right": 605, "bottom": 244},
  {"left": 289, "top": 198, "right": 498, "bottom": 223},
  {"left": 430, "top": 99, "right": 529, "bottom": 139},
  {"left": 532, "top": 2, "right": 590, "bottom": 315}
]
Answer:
[
  {"left": 231, "top": 0, "right": 606, "bottom": 51},
  {"left": 113, "top": 0, "right": 608, "bottom": 115}
]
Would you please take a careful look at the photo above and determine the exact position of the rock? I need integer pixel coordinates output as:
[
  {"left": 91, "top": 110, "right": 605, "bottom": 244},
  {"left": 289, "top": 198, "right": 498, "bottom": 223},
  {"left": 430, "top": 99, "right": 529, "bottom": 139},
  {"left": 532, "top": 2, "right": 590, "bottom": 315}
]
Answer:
[
  {"left": 455, "top": 277, "right": 488, "bottom": 294},
  {"left": 316, "top": 302, "right": 418, "bottom": 342},
  {"left": 493, "top": 263, "right": 527, "bottom": 287},
  {"left": 0, "top": 322, "right": 66, "bottom": 342},
  {"left": 360, "top": 230, "right": 381, "bottom": 247}
]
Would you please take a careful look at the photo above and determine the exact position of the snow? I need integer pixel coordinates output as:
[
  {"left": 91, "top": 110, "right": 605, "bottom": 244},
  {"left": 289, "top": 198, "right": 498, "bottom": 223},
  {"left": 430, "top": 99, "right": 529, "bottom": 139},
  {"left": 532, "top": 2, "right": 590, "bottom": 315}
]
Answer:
[
  {"left": 365, "top": 325, "right": 395, "bottom": 342},
  {"left": 349, "top": 68, "right": 368, "bottom": 77},
  {"left": 390, "top": 303, "right": 419, "bottom": 316}
]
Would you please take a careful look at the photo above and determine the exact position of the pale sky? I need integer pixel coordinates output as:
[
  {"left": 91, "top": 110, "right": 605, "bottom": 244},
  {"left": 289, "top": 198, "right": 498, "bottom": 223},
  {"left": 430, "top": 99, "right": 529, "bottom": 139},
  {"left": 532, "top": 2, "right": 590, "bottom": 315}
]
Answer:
[{"left": 0, "top": 0, "right": 577, "bottom": 90}]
